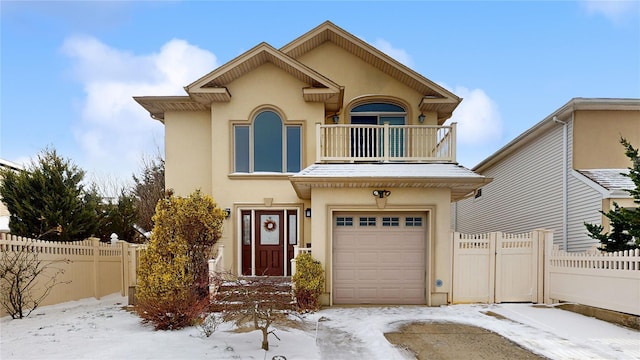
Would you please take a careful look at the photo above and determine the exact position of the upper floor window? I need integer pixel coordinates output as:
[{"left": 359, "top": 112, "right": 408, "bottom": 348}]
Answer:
[
  {"left": 350, "top": 102, "right": 406, "bottom": 125},
  {"left": 234, "top": 110, "right": 301, "bottom": 173}
]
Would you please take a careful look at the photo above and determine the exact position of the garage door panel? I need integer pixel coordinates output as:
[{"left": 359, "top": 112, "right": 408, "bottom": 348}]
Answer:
[
  {"left": 333, "top": 212, "right": 426, "bottom": 305},
  {"left": 357, "top": 269, "right": 379, "bottom": 280},
  {"left": 356, "top": 252, "right": 380, "bottom": 264}
]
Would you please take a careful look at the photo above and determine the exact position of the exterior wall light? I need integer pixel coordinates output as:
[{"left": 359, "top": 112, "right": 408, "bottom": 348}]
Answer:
[
  {"left": 372, "top": 190, "right": 391, "bottom": 198},
  {"left": 305, "top": 208, "right": 312, "bottom": 217},
  {"left": 418, "top": 113, "right": 425, "bottom": 123},
  {"left": 224, "top": 208, "right": 231, "bottom": 219},
  {"left": 332, "top": 114, "right": 339, "bottom": 124}
]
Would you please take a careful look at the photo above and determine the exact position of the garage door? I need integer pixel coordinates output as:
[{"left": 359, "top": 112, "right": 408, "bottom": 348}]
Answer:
[{"left": 333, "top": 212, "right": 426, "bottom": 304}]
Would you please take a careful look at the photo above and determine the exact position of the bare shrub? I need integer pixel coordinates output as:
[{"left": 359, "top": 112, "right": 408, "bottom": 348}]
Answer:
[
  {"left": 136, "top": 288, "right": 210, "bottom": 330},
  {"left": 0, "top": 237, "right": 70, "bottom": 319},
  {"left": 213, "top": 276, "right": 294, "bottom": 350}
]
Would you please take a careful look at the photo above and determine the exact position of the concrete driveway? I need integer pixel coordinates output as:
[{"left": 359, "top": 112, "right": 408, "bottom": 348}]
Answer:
[{"left": 384, "top": 322, "right": 547, "bottom": 360}]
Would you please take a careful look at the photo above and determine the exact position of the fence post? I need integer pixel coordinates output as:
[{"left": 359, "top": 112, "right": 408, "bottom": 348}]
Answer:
[
  {"left": 489, "top": 232, "right": 498, "bottom": 303},
  {"left": 90, "top": 237, "right": 101, "bottom": 300},
  {"left": 119, "top": 240, "right": 129, "bottom": 297},
  {"left": 531, "top": 229, "right": 544, "bottom": 304},
  {"left": 543, "top": 230, "right": 554, "bottom": 304}
]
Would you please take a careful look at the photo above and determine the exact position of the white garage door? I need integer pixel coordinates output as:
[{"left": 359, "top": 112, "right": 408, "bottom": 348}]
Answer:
[{"left": 333, "top": 212, "right": 426, "bottom": 304}]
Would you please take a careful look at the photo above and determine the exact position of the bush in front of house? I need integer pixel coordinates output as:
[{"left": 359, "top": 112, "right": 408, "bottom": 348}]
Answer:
[
  {"left": 292, "top": 252, "right": 325, "bottom": 312},
  {"left": 135, "top": 190, "right": 224, "bottom": 330}
]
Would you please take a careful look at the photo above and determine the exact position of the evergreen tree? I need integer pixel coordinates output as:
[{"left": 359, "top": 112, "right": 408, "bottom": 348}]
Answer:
[
  {"left": 585, "top": 138, "right": 640, "bottom": 252},
  {"left": 0, "top": 148, "right": 98, "bottom": 241},
  {"left": 94, "top": 189, "right": 139, "bottom": 242}
]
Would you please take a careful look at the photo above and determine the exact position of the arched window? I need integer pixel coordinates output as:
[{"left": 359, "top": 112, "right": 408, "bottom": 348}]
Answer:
[
  {"left": 234, "top": 110, "right": 301, "bottom": 173},
  {"left": 349, "top": 102, "right": 407, "bottom": 158},
  {"left": 350, "top": 102, "right": 406, "bottom": 125}
]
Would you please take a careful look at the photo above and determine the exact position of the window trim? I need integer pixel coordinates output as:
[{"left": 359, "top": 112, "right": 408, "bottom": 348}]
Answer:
[
  {"left": 349, "top": 101, "right": 408, "bottom": 125},
  {"left": 231, "top": 109, "right": 304, "bottom": 174}
]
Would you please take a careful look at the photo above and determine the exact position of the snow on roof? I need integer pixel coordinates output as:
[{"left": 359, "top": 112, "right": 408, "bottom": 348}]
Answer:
[
  {"left": 0, "top": 216, "right": 9, "bottom": 232},
  {"left": 578, "top": 169, "right": 634, "bottom": 192},
  {"left": 294, "top": 163, "right": 486, "bottom": 179},
  {"left": 0, "top": 158, "right": 23, "bottom": 171},
  {"left": 290, "top": 163, "right": 491, "bottom": 201}
]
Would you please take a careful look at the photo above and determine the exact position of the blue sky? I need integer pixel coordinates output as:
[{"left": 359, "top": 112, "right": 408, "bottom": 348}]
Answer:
[{"left": 1, "top": 1, "right": 639, "bottom": 186}]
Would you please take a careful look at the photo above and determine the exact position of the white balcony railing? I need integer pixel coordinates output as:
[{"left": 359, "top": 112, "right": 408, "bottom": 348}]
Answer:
[{"left": 316, "top": 123, "right": 456, "bottom": 163}]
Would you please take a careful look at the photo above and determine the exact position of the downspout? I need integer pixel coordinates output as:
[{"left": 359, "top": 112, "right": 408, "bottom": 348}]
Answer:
[{"left": 553, "top": 115, "right": 569, "bottom": 250}]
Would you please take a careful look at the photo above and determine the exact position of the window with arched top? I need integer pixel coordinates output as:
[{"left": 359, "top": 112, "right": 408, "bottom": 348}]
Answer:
[
  {"left": 350, "top": 102, "right": 406, "bottom": 125},
  {"left": 234, "top": 110, "right": 301, "bottom": 173},
  {"left": 349, "top": 102, "right": 407, "bottom": 158}
]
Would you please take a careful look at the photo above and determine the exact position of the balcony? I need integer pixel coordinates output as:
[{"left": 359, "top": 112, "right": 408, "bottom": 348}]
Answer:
[{"left": 315, "top": 123, "right": 456, "bottom": 163}]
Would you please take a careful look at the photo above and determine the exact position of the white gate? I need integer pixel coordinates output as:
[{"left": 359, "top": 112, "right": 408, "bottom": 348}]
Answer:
[{"left": 452, "top": 231, "right": 545, "bottom": 304}]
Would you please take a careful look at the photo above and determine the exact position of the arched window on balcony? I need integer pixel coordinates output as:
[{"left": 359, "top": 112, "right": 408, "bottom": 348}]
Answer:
[{"left": 349, "top": 103, "right": 406, "bottom": 158}]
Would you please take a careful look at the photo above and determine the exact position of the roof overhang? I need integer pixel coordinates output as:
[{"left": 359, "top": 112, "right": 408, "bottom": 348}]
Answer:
[
  {"left": 281, "top": 21, "right": 461, "bottom": 124},
  {"left": 184, "top": 42, "right": 342, "bottom": 109},
  {"left": 289, "top": 163, "right": 492, "bottom": 201},
  {"left": 133, "top": 96, "right": 210, "bottom": 122}
]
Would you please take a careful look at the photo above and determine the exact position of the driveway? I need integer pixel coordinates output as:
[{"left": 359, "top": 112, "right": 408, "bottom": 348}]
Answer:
[{"left": 310, "top": 304, "right": 640, "bottom": 360}]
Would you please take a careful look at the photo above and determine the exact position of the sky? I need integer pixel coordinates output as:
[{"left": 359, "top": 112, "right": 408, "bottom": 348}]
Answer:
[
  {"left": 2, "top": 293, "right": 639, "bottom": 359},
  {"left": 1, "top": 1, "right": 639, "bottom": 187}
]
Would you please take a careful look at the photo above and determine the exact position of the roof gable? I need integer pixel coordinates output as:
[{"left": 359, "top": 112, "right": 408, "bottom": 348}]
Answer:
[
  {"left": 184, "top": 42, "right": 342, "bottom": 106},
  {"left": 280, "top": 21, "right": 461, "bottom": 121}
]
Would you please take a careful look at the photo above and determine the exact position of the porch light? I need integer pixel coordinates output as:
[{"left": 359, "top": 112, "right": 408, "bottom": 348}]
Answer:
[
  {"left": 332, "top": 114, "right": 339, "bottom": 124},
  {"left": 418, "top": 113, "right": 425, "bottom": 123},
  {"left": 372, "top": 190, "right": 391, "bottom": 198},
  {"left": 224, "top": 208, "right": 231, "bottom": 219},
  {"left": 305, "top": 208, "right": 312, "bottom": 217}
]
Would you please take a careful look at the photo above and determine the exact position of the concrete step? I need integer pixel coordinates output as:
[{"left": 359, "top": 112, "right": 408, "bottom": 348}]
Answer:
[{"left": 211, "top": 276, "right": 294, "bottom": 312}]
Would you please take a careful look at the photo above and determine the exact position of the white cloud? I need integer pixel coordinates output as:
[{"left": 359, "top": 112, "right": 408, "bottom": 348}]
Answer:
[
  {"left": 372, "top": 38, "right": 413, "bottom": 67},
  {"left": 581, "top": 0, "right": 639, "bottom": 24},
  {"left": 446, "top": 86, "right": 502, "bottom": 146},
  {"left": 61, "top": 36, "right": 217, "bottom": 181}
]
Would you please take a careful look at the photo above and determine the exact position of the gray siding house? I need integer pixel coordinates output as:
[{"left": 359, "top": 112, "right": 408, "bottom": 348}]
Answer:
[{"left": 452, "top": 98, "right": 640, "bottom": 251}]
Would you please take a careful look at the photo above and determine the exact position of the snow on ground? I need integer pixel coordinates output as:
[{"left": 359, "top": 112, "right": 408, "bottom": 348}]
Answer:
[{"left": 1, "top": 294, "right": 638, "bottom": 360}]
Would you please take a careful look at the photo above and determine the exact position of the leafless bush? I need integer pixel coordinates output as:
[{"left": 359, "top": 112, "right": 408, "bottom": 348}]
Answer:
[
  {"left": 136, "top": 288, "right": 210, "bottom": 330},
  {"left": 213, "top": 275, "right": 294, "bottom": 350},
  {"left": 0, "top": 238, "right": 70, "bottom": 319}
]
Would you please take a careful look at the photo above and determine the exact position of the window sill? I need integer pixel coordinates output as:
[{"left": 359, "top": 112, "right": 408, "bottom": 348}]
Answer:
[{"left": 228, "top": 172, "right": 297, "bottom": 180}]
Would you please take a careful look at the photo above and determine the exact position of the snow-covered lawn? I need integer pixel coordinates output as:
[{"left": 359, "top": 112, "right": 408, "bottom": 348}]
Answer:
[{"left": 1, "top": 294, "right": 638, "bottom": 360}]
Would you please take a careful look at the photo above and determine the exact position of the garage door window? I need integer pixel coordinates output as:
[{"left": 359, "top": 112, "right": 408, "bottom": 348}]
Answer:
[
  {"left": 382, "top": 217, "right": 400, "bottom": 227},
  {"left": 359, "top": 217, "right": 376, "bottom": 226},
  {"left": 405, "top": 217, "right": 423, "bottom": 227},
  {"left": 336, "top": 217, "right": 353, "bottom": 226}
]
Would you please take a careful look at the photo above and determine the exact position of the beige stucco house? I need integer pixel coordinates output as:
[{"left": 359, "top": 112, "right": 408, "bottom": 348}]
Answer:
[
  {"left": 135, "top": 21, "right": 490, "bottom": 306},
  {"left": 452, "top": 98, "right": 640, "bottom": 252}
]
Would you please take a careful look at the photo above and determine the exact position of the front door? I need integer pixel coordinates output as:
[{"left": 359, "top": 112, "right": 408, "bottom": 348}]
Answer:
[{"left": 255, "top": 210, "right": 284, "bottom": 276}]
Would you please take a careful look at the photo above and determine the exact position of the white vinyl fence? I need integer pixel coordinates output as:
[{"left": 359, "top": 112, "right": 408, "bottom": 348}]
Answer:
[
  {"left": 452, "top": 230, "right": 548, "bottom": 304},
  {"left": 545, "top": 240, "right": 640, "bottom": 316}
]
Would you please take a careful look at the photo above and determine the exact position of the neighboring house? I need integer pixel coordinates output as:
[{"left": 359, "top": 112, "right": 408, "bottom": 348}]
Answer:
[
  {"left": 0, "top": 158, "right": 24, "bottom": 233},
  {"left": 135, "top": 21, "right": 490, "bottom": 306},
  {"left": 452, "top": 98, "right": 640, "bottom": 252}
]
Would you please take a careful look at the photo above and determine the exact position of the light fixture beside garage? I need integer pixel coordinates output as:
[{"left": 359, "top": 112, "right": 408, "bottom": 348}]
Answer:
[
  {"left": 372, "top": 189, "right": 391, "bottom": 198},
  {"left": 372, "top": 190, "right": 391, "bottom": 209}
]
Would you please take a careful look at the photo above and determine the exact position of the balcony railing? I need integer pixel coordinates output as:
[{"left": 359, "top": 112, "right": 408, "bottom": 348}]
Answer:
[{"left": 316, "top": 123, "right": 456, "bottom": 163}]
